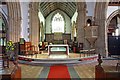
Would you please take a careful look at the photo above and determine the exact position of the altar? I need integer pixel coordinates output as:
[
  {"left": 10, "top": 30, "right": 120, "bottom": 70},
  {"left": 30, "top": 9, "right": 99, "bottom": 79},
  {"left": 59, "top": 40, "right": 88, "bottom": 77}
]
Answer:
[{"left": 48, "top": 44, "right": 69, "bottom": 55}]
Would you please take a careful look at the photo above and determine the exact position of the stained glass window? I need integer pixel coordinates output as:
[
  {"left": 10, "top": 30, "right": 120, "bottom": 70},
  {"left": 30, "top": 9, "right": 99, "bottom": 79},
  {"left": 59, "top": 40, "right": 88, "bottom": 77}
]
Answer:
[{"left": 52, "top": 13, "right": 64, "bottom": 33}]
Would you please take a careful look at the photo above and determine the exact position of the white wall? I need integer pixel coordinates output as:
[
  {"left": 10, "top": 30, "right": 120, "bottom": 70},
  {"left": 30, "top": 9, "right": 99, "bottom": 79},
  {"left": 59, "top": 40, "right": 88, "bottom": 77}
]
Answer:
[
  {"left": 71, "top": 10, "right": 78, "bottom": 24},
  {"left": 86, "top": 2, "right": 96, "bottom": 17},
  {"left": 20, "top": 2, "right": 29, "bottom": 41},
  {"left": 45, "top": 9, "right": 71, "bottom": 33},
  {"left": 38, "top": 10, "right": 45, "bottom": 41},
  {"left": 107, "top": 6, "right": 119, "bottom": 19},
  {"left": 38, "top": 11, "right": 45, "bottom": 26}
]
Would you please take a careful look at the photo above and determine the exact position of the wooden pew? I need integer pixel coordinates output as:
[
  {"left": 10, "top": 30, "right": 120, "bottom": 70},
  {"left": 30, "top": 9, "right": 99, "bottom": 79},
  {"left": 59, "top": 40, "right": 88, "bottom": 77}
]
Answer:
[{"left": 95, "top": 54, "right": 120, "bottom": 80}]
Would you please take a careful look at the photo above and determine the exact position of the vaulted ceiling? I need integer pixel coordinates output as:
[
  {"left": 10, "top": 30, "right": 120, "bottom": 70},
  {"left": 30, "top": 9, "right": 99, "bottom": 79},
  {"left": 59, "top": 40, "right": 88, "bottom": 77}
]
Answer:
[{"left": 40, "top": 2, "right": 76, "bottom": 19}]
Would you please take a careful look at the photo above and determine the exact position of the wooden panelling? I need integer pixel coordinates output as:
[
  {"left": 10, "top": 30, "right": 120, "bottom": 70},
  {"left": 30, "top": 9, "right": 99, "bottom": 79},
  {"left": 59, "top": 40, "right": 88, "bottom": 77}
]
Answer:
[
  {"left": 1, "top": 66, "right": 21, "bottom": 80},
  {"left": 45, "top": 33, "right": 71, "bottom": 43},
  {"left": 45, "top": 34, "right": 54, "bottom": 42},
  {"left": 25, "top": 42, "right": 32, "bottom": 51},
  {"left": 95, "top": 65, "right": 120, "bottom": 80}
]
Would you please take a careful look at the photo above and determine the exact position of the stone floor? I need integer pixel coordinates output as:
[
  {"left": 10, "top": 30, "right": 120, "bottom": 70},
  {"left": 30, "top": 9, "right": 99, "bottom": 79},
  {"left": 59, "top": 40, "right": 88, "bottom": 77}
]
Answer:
[
  {"left": 19, "top": 59, "right": 118, "bottom": 79},
  {"left": 18, "top": 52, "right": 119, "bottom": 79}
]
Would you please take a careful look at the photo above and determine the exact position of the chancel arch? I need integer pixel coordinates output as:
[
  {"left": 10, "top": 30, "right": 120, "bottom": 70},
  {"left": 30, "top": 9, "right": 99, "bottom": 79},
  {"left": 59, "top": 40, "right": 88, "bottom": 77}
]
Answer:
[{"left": 45, "top": 9, "right": 71, "bottom": 43}]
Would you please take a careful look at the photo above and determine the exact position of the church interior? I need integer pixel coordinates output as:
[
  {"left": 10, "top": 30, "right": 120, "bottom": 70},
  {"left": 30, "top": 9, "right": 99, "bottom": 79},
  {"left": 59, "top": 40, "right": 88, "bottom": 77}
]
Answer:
[{"left": 0, "top": 0, "right": 120, "bottom": 79}]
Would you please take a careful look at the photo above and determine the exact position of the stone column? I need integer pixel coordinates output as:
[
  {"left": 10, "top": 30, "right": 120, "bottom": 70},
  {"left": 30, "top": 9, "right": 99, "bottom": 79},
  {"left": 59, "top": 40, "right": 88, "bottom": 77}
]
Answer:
[
  {"left": 7, "top": 2, "right": 21, "bottom": 43},
  {"left": 76, "top": 2, "right": 88, "bottom": 49},
  {"left": 29, "top": 2, "right": 39, "bottom": 51},
  {"left": 94, "top": 2, "right": 108, "bottom": 57}
]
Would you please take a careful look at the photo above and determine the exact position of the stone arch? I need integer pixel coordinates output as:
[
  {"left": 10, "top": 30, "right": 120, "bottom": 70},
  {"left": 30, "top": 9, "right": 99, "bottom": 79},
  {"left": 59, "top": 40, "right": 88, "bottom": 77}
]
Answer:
[
  {"left": 94, "top": 2, "right": 109, "bottom": 57},
  {"left": 106, "top": 9, "right": 119, "bottom": 27}
]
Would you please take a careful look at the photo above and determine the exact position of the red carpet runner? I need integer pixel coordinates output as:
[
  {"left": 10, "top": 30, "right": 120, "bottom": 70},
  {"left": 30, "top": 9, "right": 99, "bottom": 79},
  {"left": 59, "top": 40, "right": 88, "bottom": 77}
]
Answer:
[{"left": 47, "top": 65, "right": 70, "bottom": 79}]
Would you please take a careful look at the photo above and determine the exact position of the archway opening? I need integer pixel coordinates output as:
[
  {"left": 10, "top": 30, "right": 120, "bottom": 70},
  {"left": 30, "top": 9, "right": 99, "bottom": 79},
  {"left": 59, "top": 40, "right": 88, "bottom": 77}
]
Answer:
[{"left": 107, "top": 14, "right": 120, "bottom": 56}]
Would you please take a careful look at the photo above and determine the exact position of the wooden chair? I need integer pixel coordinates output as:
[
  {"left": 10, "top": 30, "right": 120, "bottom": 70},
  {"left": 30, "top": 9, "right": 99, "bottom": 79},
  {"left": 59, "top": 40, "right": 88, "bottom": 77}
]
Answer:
[
  {"left": 2, "top": 54, "right": 9, "bottom": 68},
  {"left": 116, "top": 56, "right": 120, "bottom": 71}
]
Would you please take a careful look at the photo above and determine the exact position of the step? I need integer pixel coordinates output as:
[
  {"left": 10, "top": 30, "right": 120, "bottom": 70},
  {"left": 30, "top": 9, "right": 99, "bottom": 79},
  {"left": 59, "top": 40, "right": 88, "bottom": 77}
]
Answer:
[{"left": 18, "top": 60, "right": 81, "bottom": 66}]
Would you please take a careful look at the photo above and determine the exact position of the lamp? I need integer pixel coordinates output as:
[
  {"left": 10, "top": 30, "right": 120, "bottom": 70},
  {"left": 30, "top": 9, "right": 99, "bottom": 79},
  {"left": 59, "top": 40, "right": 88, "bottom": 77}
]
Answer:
[
  {"left": 86, "top": 19, "right": 92, "bottom": 26},
  {"left": 87, "top": 23, "right": 90, "bottom": 26}
]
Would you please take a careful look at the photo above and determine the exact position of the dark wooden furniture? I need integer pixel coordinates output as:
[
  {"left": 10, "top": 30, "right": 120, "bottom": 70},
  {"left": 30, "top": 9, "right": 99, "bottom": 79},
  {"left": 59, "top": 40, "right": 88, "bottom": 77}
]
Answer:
[
  {"left": 72, "top": 41, "right": 78, "bottom": 53},
  {"left": 1, "top": 63, "right": 21, "bottom": 80},
  {"left": 20, "top": 42, "right": 32, "bottom": 56},
  {"left": 95, "top": 54, "right": 120, "bottom": 80},
  {"left": 20, "top": 42, "right": 39, "bottom": 57},
  {"left": 95, "top": 65, "right": 120, "bottom": 80},
  {"left": 108, "top": 36, "right": 120, "bottom": 56},
  {"left": 2, "top": 54, "right": 9, "bottom": 68},
  {"left": 116, "top": 56, "right": 120, "bottom": 71},
  {"left": 45, "top": 33, "right": 71, "bottom": 43}
]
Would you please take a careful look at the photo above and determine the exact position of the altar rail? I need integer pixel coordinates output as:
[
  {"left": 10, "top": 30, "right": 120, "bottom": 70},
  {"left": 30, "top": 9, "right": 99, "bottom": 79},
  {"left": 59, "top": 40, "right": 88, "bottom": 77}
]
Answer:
[{"left": 79, "top": 49, "right": 96, "bottom": 57}]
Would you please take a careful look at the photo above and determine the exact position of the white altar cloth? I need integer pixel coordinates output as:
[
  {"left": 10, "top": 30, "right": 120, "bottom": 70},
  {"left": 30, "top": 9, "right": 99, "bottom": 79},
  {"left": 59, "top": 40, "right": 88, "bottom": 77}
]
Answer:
[{"left": 48, "top": 44, "right": 69, "bottom": 55}]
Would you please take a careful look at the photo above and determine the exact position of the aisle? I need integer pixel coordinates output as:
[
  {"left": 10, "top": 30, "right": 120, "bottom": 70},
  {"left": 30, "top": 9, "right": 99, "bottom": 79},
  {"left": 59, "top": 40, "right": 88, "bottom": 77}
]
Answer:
[{"left": 47, "top": 64, "right": 70, "bottom": 79}]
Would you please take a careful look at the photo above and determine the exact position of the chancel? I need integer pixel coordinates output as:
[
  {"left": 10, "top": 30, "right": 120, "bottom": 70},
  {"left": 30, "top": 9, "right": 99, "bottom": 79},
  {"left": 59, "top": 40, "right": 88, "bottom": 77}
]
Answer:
[{"left": 0, "top": 0, "right": 120, "bottom": 80}]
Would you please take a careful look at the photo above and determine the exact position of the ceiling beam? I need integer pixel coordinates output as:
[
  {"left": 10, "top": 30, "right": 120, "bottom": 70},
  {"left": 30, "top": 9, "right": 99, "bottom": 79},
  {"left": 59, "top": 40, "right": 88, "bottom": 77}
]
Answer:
[{"left": 40, "top": 2, "right": 76, "bottom": 18}]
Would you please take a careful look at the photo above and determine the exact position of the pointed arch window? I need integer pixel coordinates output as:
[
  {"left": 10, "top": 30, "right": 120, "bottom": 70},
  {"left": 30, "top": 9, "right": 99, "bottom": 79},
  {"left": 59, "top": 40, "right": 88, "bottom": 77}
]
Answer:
[
  {"left": 52, "top": 13, "right": 64, "bottom": 33},
  {"left": 0, "top": 18, "right": 5, "bottom": 31},
  {"left": 0, "top": 15, "right": 7, "bottom": 46}
]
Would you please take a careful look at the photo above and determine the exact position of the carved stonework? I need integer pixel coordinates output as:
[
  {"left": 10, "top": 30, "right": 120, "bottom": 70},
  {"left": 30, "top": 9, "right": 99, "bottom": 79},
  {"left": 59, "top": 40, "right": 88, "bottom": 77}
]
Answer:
[
  {"left": 7, "top": 2, "right": 21, "bottom": 43},
  {"left": 84, "top": 26, "right": 98, "bottom": 48}
]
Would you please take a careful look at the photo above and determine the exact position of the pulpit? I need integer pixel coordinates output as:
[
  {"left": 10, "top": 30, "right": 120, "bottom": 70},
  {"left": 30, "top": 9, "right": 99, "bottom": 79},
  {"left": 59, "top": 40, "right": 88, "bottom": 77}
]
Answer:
[{"left": 84, "top": 26, "right": 98, "bottom": 48}]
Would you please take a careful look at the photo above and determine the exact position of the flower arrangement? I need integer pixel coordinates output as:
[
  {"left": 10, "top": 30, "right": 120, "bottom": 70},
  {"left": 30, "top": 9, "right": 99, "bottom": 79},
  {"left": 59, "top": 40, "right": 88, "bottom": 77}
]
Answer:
[
  {"left": 3, "top": 41, "right": 15, "bottom": 68},
  {"left": 6, "top": 41, "right": 16, "bottom": 61},
  {"left": 6, "top": 41, "right": 15, "bottom": 52}
]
